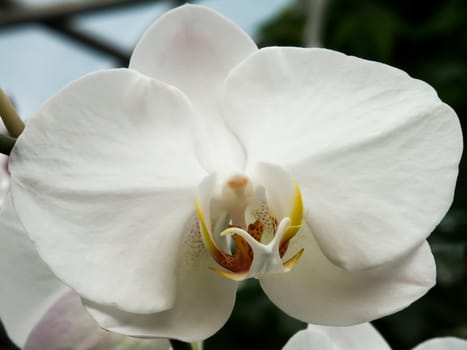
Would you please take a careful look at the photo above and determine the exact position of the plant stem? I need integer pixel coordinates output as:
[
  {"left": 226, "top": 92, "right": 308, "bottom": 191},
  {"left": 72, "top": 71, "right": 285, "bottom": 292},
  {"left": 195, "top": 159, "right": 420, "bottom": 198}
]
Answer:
[
  {"left": 0, "top": 88, "right": 25, "bottom": 137},
  {"left": 304, "top": 0, "right": 328, "bottom": 47},
  {"left": 191, "top": 341, "right": 203, "bottom": 350}
]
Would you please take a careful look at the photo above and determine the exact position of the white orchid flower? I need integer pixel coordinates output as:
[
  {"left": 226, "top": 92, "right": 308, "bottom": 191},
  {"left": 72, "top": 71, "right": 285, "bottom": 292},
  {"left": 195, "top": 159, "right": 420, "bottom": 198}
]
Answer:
[
  {"left": 413, "top": 338, "right": 467, "bottom": 350},
  {"left": 282, "top": 323, "right": 467, "bottom": 350},
  {"left": 6, "top": 4, "right": 462, "bottom": 342},
  {"left": 0, "top": 194, "right": 171, "bottom": 350}
]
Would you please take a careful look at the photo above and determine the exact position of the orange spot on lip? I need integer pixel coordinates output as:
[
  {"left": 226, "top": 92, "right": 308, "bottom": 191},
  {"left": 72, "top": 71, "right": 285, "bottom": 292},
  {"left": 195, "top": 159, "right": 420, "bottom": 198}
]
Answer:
[
  {"left": 227, "top": 175, "right": 249, "bottom": 189},
  {"left": 247, "top": 220, "right": 264, "bottom": 242}
]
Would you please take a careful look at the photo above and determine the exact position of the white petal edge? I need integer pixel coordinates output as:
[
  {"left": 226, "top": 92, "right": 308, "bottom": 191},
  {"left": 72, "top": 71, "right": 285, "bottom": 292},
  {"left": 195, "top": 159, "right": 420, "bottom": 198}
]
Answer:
[
  {"left": 413, "top": 337, "right": 467, "bottom": 350},
  {"left": 25, "top": 291, "right": 172, "bottom": 350},
  {"left": 282, "top": 327, "right": 337, "bottom": 350},
  {"left": 83, "top": 215, "right": 237, "bottom": 342},
  {"left": 282, "top": 323, "right": 390, "bottom": 350},
  {"left": 260, "top": 224, "right": 436, "bottom": 325},
  {"left": 9, "top": 69, "right": 207, "bottom": 314},
  {"left": 130, "top": 4, "right": 256, "bottom": 173},
  {"left": 0, "top": 194, "right": 69, "bottom": 348},
  {"left": 222, "top": 47, "right": 462, "bottom": 270}
]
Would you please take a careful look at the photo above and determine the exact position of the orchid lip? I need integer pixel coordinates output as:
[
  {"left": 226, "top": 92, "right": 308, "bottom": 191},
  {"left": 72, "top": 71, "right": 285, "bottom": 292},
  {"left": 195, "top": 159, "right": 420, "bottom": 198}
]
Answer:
[{"left": 195, "top": 170, "right": 305, "bottom": 281}]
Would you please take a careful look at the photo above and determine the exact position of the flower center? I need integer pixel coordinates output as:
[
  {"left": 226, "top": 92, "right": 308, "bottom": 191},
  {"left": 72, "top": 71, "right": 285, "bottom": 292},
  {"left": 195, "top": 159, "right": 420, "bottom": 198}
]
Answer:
[{"left": 195, "top": 170, "right": 304, "bottom": 281}]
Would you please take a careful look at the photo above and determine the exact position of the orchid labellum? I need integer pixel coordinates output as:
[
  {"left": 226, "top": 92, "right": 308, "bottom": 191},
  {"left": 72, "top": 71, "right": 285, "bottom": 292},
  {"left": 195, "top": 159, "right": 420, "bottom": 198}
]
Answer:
[
  {"left": 282, "top": 323, "right": 467, "bottom": 350},
  {"left": 5, "top": 4, "right": 462, "bottom": 342}
]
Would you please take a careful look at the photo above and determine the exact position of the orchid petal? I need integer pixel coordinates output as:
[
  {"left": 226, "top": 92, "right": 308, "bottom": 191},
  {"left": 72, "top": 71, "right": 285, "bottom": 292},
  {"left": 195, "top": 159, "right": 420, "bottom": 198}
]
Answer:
[
  {"left": 130, "top": 4, "right": 256, "bottom": 172},
  {"left": 223, "top": 47, "right": 462, "bottom": 270},
  {"left": 0, "top": 195, "right": 171, "bottom": 349},
  {"left": 413, "top": 337, "right": 467, "bottom": 350},
  {"left": 283, "top": 323, "right": 391, "bottom": 350},
  {"left": 0, "top": 195, "right": 69, "bottom": 348},
  {"left": 130, "top": 4, "right": 256, "bottom": 117},
  {"left": 83, "top": 215, "right": 237, "bottom": 342},
  {"left": 260, "top": 224, "right": 435, "bottom": 325},
  {"left": 9, "top": 69, "right": 207, "bottom": 314},
  {"left": 26, "top": 291, "right": 172, "bottom": 350},
  {"left": 282, "top": 327, "right": 337, "bottom": 350}
]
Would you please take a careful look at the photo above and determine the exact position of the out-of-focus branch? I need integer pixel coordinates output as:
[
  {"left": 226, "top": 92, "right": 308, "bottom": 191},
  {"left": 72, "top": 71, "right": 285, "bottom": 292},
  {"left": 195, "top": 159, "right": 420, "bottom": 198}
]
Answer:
[
  {"left": 45, "top": 19, "right": 131, "bottom": 66},
  {"left": 304, "top": 0, "right": 328, "bottom": 47},
  {"left": 0, "top": 0, "right": 192, "bottom": 65},
  {"left": 0, "top": 89, "right": 24, "bottom": 138},
  {"left": 0, "top": 0, "right": 161, "bottom": 28}
]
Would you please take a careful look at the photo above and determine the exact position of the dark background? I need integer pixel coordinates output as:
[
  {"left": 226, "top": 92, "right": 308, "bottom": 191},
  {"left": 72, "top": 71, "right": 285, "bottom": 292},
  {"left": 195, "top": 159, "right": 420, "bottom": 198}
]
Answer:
[{"left": 1, "top": 0, "right": 466, "bottom": 349}]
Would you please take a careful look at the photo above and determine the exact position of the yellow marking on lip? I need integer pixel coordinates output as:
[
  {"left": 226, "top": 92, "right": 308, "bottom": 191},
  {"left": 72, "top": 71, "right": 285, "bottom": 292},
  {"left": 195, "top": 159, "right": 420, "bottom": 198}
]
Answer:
[
  {"left": 283, "top": 248, "right": 305, "bottom": 272},
  {"left": 281, "top": 182, "right": 303, "bottom": 245},
  {"left": 209, "top": 267, "right": 248, "bottom": 281},
  {"left": 195, "top": 198, "right": 221, "bottom": 256}
]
